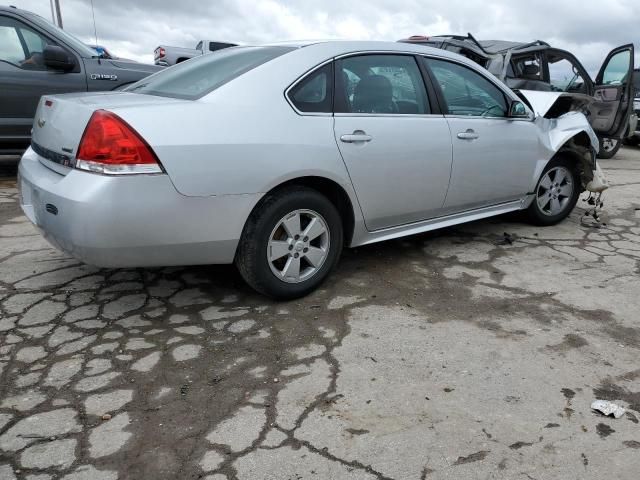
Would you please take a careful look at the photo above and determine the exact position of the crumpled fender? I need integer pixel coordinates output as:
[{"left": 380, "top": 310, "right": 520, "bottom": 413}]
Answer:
[
  {"left": 529, "top": 112, "right": 607, "bottom": 194},
  {"left": 517, "top": 90, "right": 605, "bottom": 193},
  {"left": 536, "top": 111, "right": 600, "bottom": 154}
]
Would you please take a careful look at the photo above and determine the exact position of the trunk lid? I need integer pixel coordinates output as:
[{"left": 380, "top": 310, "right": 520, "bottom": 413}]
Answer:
[{"left": 31, "top": 92, "right": 182, "bottom": 172}]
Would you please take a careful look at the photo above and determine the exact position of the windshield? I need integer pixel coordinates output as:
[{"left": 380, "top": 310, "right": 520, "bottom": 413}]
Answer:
[
  {"left": 126, "top": 46, "right": 294, "bottom": 100},
  {"left": 23, "top": 11, "right": 98, "bottom": 58}
]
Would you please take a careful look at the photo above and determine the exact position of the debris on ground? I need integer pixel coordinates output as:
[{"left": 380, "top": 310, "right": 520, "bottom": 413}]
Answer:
[
  {"left": 496, "top": 232, "right": 514, "bottom": 246},
  {"left": 581, "top": 192, "right": 606, "bottom": 226},
  {"left": 591, "top": 400, "right": 626, "bottom": 418}
]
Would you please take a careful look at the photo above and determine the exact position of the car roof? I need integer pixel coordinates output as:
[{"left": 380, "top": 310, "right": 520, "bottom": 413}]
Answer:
[
  {"left": 269, "top": 40, "right": 474, "bottom": 59},
  {"left": 403, "top": 35, "right": 552, "bottom": 56}
]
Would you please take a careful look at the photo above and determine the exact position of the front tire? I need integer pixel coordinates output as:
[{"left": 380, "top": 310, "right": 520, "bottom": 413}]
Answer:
[
  {"left": 235, "top": 186, "right": 343, "bottom": 299},
  {"left": 597, "top": 137, "right": 621, "bottom": 159},
  {"left": 525, "top": 156, "right": 580, "bottom": 226}
]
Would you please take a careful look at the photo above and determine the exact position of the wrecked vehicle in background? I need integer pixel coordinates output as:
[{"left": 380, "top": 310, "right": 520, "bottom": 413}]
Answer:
[
  {"left": 623, "top": 68, "right": 640, "bottom": 146},
  {"left": 401, "top": 35, "right": 636, "bottom": 159}
]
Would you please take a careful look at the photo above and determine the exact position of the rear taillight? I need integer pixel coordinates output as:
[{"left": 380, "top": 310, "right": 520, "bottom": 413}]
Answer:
[
  {"left": 158, "top": 47, "right": 165, "bottom": 58},
  {"left": 76, "top": 110, "right": 163, "bottom": 175}
]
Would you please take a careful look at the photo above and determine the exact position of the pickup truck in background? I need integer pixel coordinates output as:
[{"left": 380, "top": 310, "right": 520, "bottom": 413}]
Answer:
[
  {"left": 154, "top": 40, "right": 237, "bottom": 66},
  {"left": 0, "top": 5, "right": 161, "bottom": 155}
]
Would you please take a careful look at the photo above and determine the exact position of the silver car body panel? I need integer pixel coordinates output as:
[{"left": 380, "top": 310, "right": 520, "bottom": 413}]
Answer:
[
  {"left": 19, "top": 148, "right": 259, "bottom": 267},
  {"left": 334, "top": 114, "right": 453, "bottom": 231},
  {"left": 19, "top": 41, "right": 601, "bottom": 268}
]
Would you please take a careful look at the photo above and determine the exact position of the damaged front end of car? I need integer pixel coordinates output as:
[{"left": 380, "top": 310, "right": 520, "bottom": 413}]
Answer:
[{"left": 517, "top": 89, "right": 609, "bottom": 195}]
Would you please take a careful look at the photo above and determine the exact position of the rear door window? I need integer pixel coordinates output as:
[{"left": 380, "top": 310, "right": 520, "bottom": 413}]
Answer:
[
  {"left": 335, "top": 54, "right": 430, "bottom": 114},
  {"left": 126, "top": 46, "right": 294, "bottom": 100},
  {"left": 512, "top": 54, "right": 543, "bottom": 81}
]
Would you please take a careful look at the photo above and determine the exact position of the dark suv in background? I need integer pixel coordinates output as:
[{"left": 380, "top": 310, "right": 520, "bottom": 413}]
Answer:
[
  {"left": 401, "top": 34, "right": 635, "bottom": 159},
  {"left": 0, "top": 5, "right": 161, "bottom": 155},
  {"left": 624, "top": 69, "right": 640, "bottom": 146}
]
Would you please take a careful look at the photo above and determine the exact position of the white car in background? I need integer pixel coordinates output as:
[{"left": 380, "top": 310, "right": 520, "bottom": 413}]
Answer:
[{"left": 19, "top": 41, "right": 606, "bottom": 298}]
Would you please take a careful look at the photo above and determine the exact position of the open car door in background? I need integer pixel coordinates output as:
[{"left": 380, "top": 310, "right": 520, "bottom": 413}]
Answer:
[{"left": 590, "top": 44, "right": 635, "bottom": 138}]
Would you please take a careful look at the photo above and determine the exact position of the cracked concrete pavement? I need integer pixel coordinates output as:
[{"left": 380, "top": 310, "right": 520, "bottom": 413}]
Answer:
[{"left": 1, "top": 148, "right": 640, "bottom": 479}]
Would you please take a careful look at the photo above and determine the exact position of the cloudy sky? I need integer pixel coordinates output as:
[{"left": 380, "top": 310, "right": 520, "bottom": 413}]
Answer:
[{"left": 11, "top": 0, "right": 640, "bottom": 73}]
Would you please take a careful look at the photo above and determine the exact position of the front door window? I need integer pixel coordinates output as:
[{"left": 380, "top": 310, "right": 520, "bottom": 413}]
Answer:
[
  {"left": 548, "top": 55, "right": 588, "bottom": 93},
  {"left": 602, "top": 50, "right": 631, "bottom": 85},
  {"left": 426, "top": 58, "right": 507, "bottom": 117}
]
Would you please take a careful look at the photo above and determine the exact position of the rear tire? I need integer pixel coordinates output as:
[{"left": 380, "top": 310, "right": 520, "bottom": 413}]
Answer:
[
  {"left": 597, "top": 137, "right": 621, "bottom": 159},
  {"left": 525, "top": 156, "right": 580, "bottom": 226},
  {"left": 235, "top": 186, "right": 343, "bottom": 300}
]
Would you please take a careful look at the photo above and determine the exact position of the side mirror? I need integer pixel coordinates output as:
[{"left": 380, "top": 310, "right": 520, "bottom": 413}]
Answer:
[
  {"left": 509, "top": 101, "right": 531, "bottom": 118},
  {"left": 44, "top": 45, "right": 75, "bottom": 72}
]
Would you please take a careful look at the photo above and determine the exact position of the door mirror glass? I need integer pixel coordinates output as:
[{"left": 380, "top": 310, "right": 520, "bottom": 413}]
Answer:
[
  {"left": 509, "top": 101, "right": 529, "bottom": 118},
  {"left": 43, "top": 45, "right": 75, "bottom": 71},
  {"left": 602, "top": 50, "right": 631, "bottom": 85}
]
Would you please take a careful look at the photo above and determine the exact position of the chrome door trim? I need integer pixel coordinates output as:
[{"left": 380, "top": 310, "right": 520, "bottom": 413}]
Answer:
[{"left": 334, "top": 113, "right": 445, "bottom": 119}]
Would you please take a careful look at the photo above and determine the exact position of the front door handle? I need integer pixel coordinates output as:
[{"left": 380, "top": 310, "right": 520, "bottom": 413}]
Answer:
[
  {"left": 340, "top": 131, "right": 372, "bottom": 143},
  {"left": 457, "top": 129, "right": 479, "bottom": 140}
]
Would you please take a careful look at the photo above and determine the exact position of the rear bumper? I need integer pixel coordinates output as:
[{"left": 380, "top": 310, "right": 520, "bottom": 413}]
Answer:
[{"left": 18, "top": 147, "right": 260, "bottom": 268}]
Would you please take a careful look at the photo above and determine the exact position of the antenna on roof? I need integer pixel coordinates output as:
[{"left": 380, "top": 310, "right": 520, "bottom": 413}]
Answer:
[
  {"left": 49, "top": 0, "right": 55, "bottom": 23},
  {"left": 52, "top": 0, "right": 63, "bottom": 28},
  {"left": 90, "top": 0, "right": 98, "bottom": 46}
]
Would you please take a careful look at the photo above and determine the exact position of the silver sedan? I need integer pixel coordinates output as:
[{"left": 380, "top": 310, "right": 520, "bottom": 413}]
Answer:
[{"left": 19, "top": 41, "right": 603, "bottom": 298}]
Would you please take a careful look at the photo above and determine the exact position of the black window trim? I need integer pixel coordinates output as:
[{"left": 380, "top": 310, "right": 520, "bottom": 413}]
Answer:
[{"left": 421, "top": 54, "right": 525, "bottom": 121}]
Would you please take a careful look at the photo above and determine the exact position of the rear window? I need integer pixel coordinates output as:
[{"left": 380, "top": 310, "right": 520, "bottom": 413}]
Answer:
[{"left": 126, "top": 46, "right": 294, "bottom": 100}]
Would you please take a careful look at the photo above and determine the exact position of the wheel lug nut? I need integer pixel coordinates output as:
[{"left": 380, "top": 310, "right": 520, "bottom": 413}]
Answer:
[
  {"left": 303, "top": 236, "right": 308, "bottom": 242},
  {"left": 294, "top": 235, "right": 300, "bottom": 240},
  {"left": 294, "top": 253, "right": 299, "bottom": 258},
  {"left": 303, "top": 247, "right": 308, "bottom": 253},
  {"left": 288, "top": 245, "right": 293, "bottom": 250}
]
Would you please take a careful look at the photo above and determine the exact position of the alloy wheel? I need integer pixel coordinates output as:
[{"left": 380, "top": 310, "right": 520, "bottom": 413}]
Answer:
[
  {"left": 267, "top": 209, "right": 330, "bottom": 283},
  {"left": 536, "top": 166, "right": 574, "bottom": 216}
]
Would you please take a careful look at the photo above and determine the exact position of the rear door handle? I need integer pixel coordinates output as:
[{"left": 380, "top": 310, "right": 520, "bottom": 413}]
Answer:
[
  {"left": 457, "top": 129, "right": 479, "bottom": 140},
  {"left": 340, "top": 132, "right": 372, "bottom": 143}
]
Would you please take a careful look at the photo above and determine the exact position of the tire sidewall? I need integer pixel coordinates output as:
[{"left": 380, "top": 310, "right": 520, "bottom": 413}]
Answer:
[
  {"left": 597, "top": 137, "right": 621, "bottom": 159},
  {"left": 247, "top": 189, "right": 343, "bottom": 299},
  {"left": 527, "top": 156, "right": 580, "bottom": 226}
]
